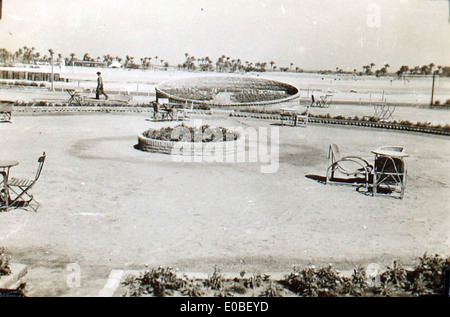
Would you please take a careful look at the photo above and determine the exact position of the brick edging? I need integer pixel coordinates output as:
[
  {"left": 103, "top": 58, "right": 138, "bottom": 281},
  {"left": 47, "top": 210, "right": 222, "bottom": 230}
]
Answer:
[{"left": 138, "top": 135, "right": 244, "bottom": 156}]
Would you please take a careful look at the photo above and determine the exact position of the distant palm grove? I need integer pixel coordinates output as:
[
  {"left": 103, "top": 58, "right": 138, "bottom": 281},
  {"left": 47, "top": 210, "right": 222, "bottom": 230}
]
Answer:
[{"left": 0, "top": 46, "right": 449, "bottom": 77}]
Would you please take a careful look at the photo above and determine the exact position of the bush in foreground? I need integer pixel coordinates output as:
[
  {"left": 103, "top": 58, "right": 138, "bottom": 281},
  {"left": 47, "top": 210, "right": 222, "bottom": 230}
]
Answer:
[
  {"left": 0, "top": 247, "right": 11, "bottom": 276},
  {"left": 122, "top": 253, "right": 450, "bottom": 297}
]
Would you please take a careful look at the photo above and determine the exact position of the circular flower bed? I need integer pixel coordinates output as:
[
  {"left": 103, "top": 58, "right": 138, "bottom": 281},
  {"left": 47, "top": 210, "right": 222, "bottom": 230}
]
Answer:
[
  {"left": 142, "top": 124, "right": 239, "bottom": 142},
  {"left": 155, "top": 76, "right": 300, "bottom": 106},
  {"left": 138, "top": 124, "right": 243, "bottom": 156}
]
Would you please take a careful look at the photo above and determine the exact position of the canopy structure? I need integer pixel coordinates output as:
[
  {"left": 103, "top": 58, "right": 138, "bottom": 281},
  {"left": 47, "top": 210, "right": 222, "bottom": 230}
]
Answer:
[{"left": 108, "top": 61, "right": 123, "bottom": 68}]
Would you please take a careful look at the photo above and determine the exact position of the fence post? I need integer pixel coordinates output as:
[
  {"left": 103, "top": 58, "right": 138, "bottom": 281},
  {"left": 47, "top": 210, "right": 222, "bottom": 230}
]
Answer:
[{"left": 430, "top": 70, "right": 436, "bottom": 108}]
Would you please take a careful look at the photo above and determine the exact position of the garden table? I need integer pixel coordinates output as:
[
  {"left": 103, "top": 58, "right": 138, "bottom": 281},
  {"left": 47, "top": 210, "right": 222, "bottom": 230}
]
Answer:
[
  {"left": 280, "top": 107, "right": 298, "bottom": 126},
  {"left": 0, "top": 160, "right": 19, "bottom": 211},
  {"left": 371, "top": 146, "right": 408, "bottom": 199}
]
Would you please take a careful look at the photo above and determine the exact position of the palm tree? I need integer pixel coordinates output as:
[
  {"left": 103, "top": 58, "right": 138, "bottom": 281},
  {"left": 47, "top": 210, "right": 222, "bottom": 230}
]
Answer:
[
  {"left": 270, "top": 61, "right": 275, "bottom": 71},
  {"left": 69, "top": 53, "right": 76, "bottom": 65},
  {"left": 34, "top": 52, "right": 40, "bottom": 65},
  {"left": 362, "top": 65, "right": 368, "bottom": 74},
  {"left": 83, "top": 53, "right": 91, "bottom": 62},
  {"left": 13, "top": 48, "right": 23, "bottom": 63},
  {"left": 261, "top": 62, "right": 267, "bottom": 72},
  {"left": 124, "top": 55, "right": 131, "bottom": 67},
  {"left": 421, "top": 65, "right": 430, "bottom": 75},
  {"left": 0, "top": 48, "right": 12, "bottom": 64}
]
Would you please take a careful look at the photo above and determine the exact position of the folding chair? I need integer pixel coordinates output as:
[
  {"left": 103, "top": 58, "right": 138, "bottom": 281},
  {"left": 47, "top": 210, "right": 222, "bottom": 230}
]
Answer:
[
  {"left": 373, "top": 101, "right": 395, "bottom": 121},
  {"left": 8, "top": 152, "right": 46, "bottom": 212},
  {"left": 371, "top": 146, "right": 408, "bottom": 199},
  {"left": 66, "top": 89, "right": 85, "bottom": 106},
  {"left": 318, "top": 94, "right": 333, "bottom": 108},
  {"left": 326, "top": 144, "right": 373, "bottom": 189}
]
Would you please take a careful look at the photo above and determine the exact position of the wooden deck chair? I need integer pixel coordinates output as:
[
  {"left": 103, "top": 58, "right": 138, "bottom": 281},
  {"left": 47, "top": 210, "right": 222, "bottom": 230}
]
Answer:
[
  {"left": 371, "top": 146, "right": 407, "bottom": 199},
  {"left": 151, "top": 101, "right": 163, "bottom": 121},
  {"left": 326, "top": 144, "right": 372, "bottom": 188},
  {"left": 8, "top": 152, "right": 46, "bottom": 212}
]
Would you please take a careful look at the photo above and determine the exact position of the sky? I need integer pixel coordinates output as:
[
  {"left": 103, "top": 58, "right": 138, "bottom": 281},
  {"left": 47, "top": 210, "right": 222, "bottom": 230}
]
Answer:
[{"left": 0, "top": 0, "right": 449, "bottom": 71}]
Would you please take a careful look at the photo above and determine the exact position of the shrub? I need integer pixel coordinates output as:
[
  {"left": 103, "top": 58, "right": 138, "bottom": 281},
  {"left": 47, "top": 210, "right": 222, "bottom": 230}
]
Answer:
[
  {"left": 142, "top": 124, "right": 240, "bottom": 142},
  {"left": 122, "top": 266, "right": 186, "bottom": 297},
  {"left": 406, "top": 253, "right": 450, "bottom": 296},
  {"left": 281, "top": 265, "right": 344, "bottom": 297},
  {"left": 181, "top": 279, "right": 206, "bottom": 297},
  {"left": 121, "top": 254, "right": 450, "bottom": 297},
  {"left": 259, "top": 282, "right": 285, "bottom": 297},
  {"left": 0, "top": 248, "right": 11, "bottom": 276},
  {"left": 204, "top": 266, "right": 224, "bottom": 290}
]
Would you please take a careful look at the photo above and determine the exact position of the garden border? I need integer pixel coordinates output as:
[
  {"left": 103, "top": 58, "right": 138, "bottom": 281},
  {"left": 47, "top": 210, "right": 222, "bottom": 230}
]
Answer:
[
  {"left": 138, "top": 134, "right": 244, "bottom": 156},
  {"left": 230, "top": 113, "right": 450, "bottom": 136}
]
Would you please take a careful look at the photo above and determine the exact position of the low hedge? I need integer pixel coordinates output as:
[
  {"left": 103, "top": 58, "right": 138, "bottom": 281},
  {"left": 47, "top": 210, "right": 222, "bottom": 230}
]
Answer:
[{"left": 122, "top": 253, "right": 450, "bottom": 297}]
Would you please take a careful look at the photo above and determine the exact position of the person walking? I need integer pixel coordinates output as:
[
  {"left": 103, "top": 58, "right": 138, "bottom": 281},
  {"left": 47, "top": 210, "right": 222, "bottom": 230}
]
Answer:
[{"left": 96, "top": 71, "right": 108, "bottom": 100}]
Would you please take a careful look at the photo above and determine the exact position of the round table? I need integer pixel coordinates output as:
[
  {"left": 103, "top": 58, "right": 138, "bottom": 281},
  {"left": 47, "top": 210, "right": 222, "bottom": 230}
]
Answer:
[{"left": 0, "top": 160, "right": 19, "bottom": 211}]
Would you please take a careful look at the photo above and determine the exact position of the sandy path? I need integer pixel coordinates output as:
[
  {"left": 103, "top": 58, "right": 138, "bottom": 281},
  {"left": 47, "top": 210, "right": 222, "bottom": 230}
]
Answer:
[{"left": 0, "top": 112, "right": 448, "bottom": 296}]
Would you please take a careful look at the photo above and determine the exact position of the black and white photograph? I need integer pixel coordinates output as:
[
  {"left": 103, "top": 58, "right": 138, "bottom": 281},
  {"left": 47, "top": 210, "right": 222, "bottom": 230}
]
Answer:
[{"left": 0, "top": 0, "right": 449, "bottom": 302}]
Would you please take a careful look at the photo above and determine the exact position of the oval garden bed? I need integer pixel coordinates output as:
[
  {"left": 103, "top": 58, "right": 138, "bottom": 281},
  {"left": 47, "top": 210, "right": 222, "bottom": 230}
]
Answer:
[
  {"left": 155, "top": 76, "right": 300, "bottom": 107},
  {"left": 138, "top": 124, "right": 244, "bottom": 156}
]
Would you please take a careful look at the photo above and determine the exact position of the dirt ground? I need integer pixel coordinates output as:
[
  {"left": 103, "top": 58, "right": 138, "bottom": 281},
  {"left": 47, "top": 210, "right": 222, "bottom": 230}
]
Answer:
[{"left": 0, "top": 71, "right": 449, "bottom": 297}]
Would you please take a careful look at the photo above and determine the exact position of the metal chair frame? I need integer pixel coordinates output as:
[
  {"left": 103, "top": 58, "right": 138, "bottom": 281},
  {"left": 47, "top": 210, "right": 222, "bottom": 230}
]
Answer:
[{"left": 7, "top": 152, "right": 46, "bottom": 212}]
